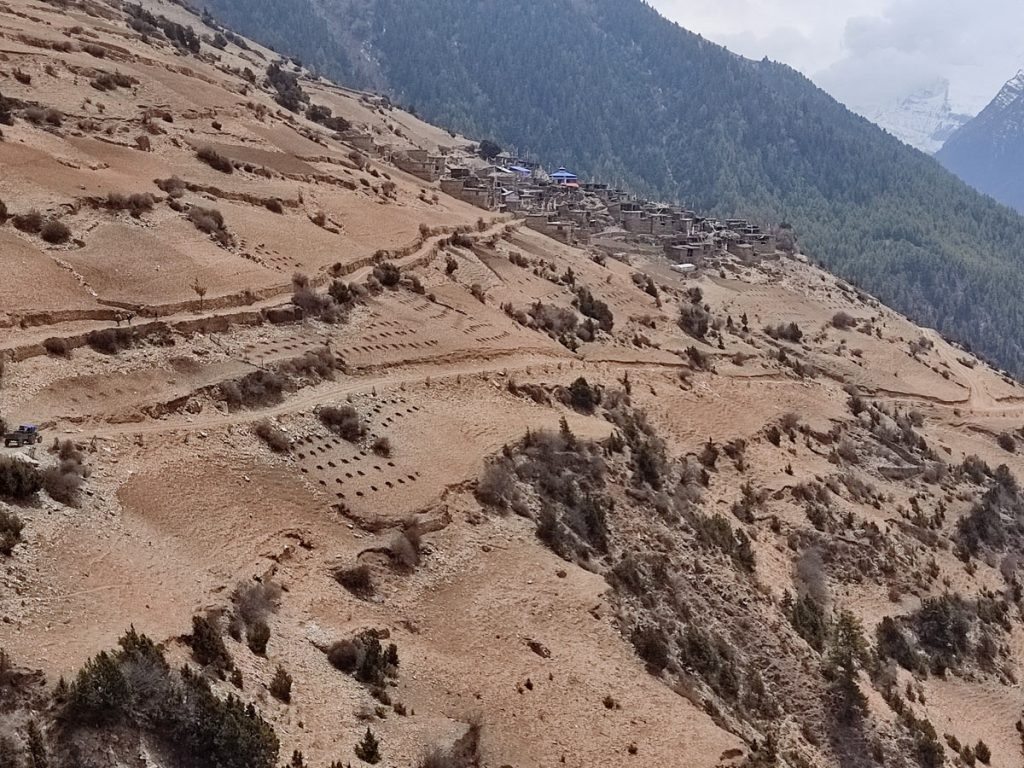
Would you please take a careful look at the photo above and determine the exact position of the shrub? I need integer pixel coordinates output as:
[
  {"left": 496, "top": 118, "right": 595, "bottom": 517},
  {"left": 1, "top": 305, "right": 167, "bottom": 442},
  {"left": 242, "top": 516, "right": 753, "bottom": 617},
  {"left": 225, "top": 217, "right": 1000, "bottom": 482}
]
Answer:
[
  {"left": 372, "top": 262, "right": 401, "bottom": 288},
  {"left": 354, "top": 728, "right": 380, "bottom": 764},
  {"left": 254, "top": 420, "right": 291, "bottom": 453},
  {"left": 0, "top": 509, "right": 24, "bottom": 555},
  {"left": 269, "top": 665, "right": 292, "bottom": 702},
  {"left": 155, "top": 176, "right": 187, "bottom": 198},
  {"left": 104, "top": 191, "right": 154, "bottom": 216},
  {"left": 85, "top": 327, "right": 136, "bottom": 354},
  {"left": 247, "top": 621, "right": 270, "bottom": 655},
  {"left": 220, "top": 370, "right": 287, "bottom": 409},
  {"left": 43, "top": 337, "right": 69, "bottom": 357},
  {"left": 568, "top": 377, "right": 599, "bottom": 414},
  {"left": 371, "top": 436, "right": 392, "bottom": 457},
  {"left": 975, "top": 741, "right": 991, "bottom": 764},
  {"left": 0, "top": 199, "right": 7, "bottom": 225},
  {"left": 320, "top": 405, "right": 364, "bottom": 441},
  {"left": 334, "top": 564, "right": 374, "bottom": 599},
  {"left": 997, "top": 432, "right": 1016, "bottom": 453},
  {"left": 678, "top": 303, "right": 710, "bottom": 339},
  {"left": 188, "top": 205, "right": 231, "bottom": 245},
  {"left": 0, "top": 457, "right": 42, "bottom": 500},
  {"left": 445, "top": 255, "right": 458, "bottom": 275},
  {"left": 265, "top": 198, "right": 284, "bottom": 214},
  {"left": 230, "top": 579, "right": 278, "bottom": 624},
  {"left": 327, "top": 630, "right": 397, "bottom": 687},
  {"left": 12, "top": 210, "right": 43, "bottom": 233},
  {"left": 766, "top": 322, "right": 803, "bottom": 343},
  {"left": 417, "top": 722, "right": 482, "bottom": 768},
  {"left": 196, "top": 145, "right": 233, "bottom": 173},
  {"left": 575, "top": 287, "right": 613, "bottom": 331},
  {"left": 832, "top": 311, "right": 856, "bottom": 329},
  {"left": 189, "top": 615, "right": 232, "bottom": 673},
  {"left": 470, "top": 283, "right": 486, "bottom": 303},
  {"left": 390, "top": 531, "right": 419, "bottom": 570},
  {"left": 42, "top": 463, "right": 84, "bottom": 506},
  {"left": 40, "top": 218, "right": 71, "bottom": 244}
]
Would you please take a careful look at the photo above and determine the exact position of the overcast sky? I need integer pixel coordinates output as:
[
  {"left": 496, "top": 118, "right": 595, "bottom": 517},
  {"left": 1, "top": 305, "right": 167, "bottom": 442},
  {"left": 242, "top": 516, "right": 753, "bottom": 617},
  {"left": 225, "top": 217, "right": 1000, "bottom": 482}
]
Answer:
[{"left": 650, "top": 0, "right": 1024, "bottom": 115}]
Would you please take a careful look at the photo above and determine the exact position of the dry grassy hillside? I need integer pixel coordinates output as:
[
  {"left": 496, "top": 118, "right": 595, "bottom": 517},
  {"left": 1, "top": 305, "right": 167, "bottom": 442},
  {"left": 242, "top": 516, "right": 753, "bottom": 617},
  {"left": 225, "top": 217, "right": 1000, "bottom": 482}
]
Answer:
[{"left": 3, "top": 2, "right": 1024, "bottom": 768}]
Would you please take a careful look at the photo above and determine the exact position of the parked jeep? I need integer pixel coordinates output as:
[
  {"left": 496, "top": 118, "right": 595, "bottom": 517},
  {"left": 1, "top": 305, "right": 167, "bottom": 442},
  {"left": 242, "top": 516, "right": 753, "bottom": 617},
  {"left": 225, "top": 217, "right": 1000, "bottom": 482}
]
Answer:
[{"left": 4, "top": 425, "right": 43, "bottom": 447}]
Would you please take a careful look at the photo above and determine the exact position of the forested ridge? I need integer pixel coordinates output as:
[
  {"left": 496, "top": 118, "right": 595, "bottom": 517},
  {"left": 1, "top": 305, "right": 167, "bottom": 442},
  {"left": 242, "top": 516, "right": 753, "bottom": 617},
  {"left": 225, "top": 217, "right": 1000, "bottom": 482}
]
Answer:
[{"left": 208, "top": 0, "right": 1024, "bottom": 376}]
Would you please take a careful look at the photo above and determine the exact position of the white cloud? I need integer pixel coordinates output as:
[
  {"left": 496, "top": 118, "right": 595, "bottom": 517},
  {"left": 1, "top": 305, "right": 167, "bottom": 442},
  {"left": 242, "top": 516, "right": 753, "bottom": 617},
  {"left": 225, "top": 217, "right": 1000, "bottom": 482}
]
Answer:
[{"left": 651, "top": 0, "right": 1024, "bottom": 115}]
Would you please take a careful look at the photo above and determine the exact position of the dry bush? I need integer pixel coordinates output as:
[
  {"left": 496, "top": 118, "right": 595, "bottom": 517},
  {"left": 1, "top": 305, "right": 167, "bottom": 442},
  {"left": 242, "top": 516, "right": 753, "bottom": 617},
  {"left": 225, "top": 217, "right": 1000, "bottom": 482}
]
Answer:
[
  {"left": 997, "top": 432, "right": 1016, "bottom": 453},
  {"left": 371, "top": 436, "right": 392, "bottom": 457},
  {"left": 0, "top": 509, "right": 24, "bottom": 556},
  {"left": 246, "top": 620, "right": 270, "bottom": 655},
  {"left": 766, "top": 322, "right": 803, "bottom": 343},
  {"left": 40, "top": 218, "right": 71, "bottom": 244},
  {"left": 253, "top": 420, "right": 290, "bottom": 453},
  {"left": 333, "top": 563, "right": 374, "bottom": 599},
  {"left": 678, "top": 303, "right": 710, "bottom": 339},
  {"left": 104, "top": 191, "right": 154, "bottom": 216},
  {"left": 832, "top": 311, "right": 857, "bottom": 329},
  {"left": 42, "top": 464, "right": 84, "bottom": 506},
  {"left": 319, "top": 405, "right": 364, "bottom": 441},
  {"left": 91, "top": 71, "right": 135, "bottom": 91},
  {"left": 372, "top": 262, "right": 401, "bottom": 288},
  {"left": 269, "top": 665, "right": 291, "bottom": 703},
  {"left": 0, "top": 457, "right": 42, "bottom": 500},
  {"left": 417, "top": 722, "right": 482, "bottom": 768},
  {"left": 42, "top": 440, "right": 88, "bottom": 506},
  {"left": 389, "top": 530, "right": 420, "bottom": 570},
  {"left": 220, "top": 370, "right": 287, "bottom": 409},
  {"left": 12, "top": 210, "right": 43, "bottom": 233},
  {"left": 196, "top": 145, "right": 233, "bottom": 173},
  {"left": 42, "top": 337, "right": 69, "bottom": 357},
  {"left": 232, "top": 580, "right": 282, "bottom": 627},
  {"left": 155, "top": 176, "right": 187, "bottom": 198},
  {"left": 85, "top": 327, "right": 136, "bottom": 354},
  {"left": 264, "top": 198, "right": 284, "bottom": 214},
  {"left": 187, "top": 205, "right": 231, "bottom": 246},
  {"left": 13, "top": 69, "right": 31, "bottom": 85},
  {"left": 0, "top": 199, "right": 7, "bottom": 225},
  {"left": 82, "top": 43, "right": 106, "bottom": 58}
]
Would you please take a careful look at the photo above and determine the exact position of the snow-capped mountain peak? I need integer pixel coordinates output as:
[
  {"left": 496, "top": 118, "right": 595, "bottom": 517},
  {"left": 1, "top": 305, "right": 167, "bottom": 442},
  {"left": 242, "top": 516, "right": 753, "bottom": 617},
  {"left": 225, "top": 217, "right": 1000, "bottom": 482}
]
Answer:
[
  {"left": 864, "top": 79, "right": 972, "bottom": 154},
  {"left": 993, "top": 69, "right": 1024, "bottom": 109}
]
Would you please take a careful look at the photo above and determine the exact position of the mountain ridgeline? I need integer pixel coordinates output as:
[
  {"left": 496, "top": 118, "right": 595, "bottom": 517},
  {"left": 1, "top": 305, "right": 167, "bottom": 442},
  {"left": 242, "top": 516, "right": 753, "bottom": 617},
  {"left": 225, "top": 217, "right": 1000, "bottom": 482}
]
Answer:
[
  {"left": 208, "top": 0, "right": 1024, "bottom": 376},
  {"left": 938, "top": 71, "right": 1024, "bottom": 214}
]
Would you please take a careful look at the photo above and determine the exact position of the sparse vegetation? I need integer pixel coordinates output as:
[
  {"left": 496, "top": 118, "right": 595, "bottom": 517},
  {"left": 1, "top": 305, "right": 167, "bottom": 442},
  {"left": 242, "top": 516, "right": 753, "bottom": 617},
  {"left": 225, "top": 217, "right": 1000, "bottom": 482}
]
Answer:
[
  {"left": 187, "top": 205, "right": 231, "bottom": 246},
  {"left": 269, "top": 665, "right": 292, "bottom": 703},
  {"left": 196, "top": 145, "right": 234, "bottom": 173},
  {"left": 319, "top": 405, "right": 365, "bottom": 441},
  {"left": 64, "top": 627, "right": 278, "bottom": 768},
  {"left": 254, "top": 420, "right": 291, "bottom": 453},
  {"left": 333, "top": 564, "right": 374, "bottom": 599},
  {"left": 0, "top": 457, "right": 42, "bottom": 500},
  {"left": 354, "top": 727, "right": 381, "bottom": 764},
  {"left": 0, "top": 509, "right": 25, "bottom": 555}
]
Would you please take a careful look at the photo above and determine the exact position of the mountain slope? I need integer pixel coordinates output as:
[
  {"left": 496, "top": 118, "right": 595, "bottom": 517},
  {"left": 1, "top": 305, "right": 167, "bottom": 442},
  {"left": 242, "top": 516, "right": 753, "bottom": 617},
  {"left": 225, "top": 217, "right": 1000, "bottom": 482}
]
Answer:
[
  {"left": 8, "top": 3, "right": 1024, "bottom": 768},
  {"left": 860, "top": 80, "right": 972, "bottom": 154},
  {"left": 206, "top": 0, "right": 1024, "bottom": 378},
  {"left": 938, "top": 71, "right": 1024, "bottom": 213}
]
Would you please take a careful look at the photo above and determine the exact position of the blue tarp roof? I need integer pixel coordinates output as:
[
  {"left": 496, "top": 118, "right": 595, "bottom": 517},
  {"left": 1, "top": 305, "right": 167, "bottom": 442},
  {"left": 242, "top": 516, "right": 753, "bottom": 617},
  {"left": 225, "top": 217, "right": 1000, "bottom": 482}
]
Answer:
[
  {"left": 508, "top": 165, "right": 532, "bottom": 174},
  {"left": 551, "top": 166, "right": 577, "bottom": 179}
]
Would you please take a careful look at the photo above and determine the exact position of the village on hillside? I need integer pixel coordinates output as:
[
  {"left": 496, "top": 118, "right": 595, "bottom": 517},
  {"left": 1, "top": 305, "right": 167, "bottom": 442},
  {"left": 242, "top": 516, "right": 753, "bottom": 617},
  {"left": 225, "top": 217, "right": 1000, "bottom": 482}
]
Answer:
[{"left": 379, "top": 141, "right": 788, "bottom": 267}]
